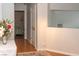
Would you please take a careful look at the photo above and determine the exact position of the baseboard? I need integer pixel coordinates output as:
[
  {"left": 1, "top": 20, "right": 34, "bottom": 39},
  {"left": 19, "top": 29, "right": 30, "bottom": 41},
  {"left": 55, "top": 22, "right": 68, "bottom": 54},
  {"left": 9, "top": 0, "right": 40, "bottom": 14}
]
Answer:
[
  {"left": 29, "top": 39, "right": 32, "bottom": 45},
  {"left": 37, "top": 48, "right": 46, "bottom": 51},
  {"left": 46, "top": 49, "right": 79, "bottom": 56},
  {"left": 24, "top": 36, "right": 27, "bottom": 40},
  {"left": 37, "top": 48, "right": 78, "bottom": 56}
]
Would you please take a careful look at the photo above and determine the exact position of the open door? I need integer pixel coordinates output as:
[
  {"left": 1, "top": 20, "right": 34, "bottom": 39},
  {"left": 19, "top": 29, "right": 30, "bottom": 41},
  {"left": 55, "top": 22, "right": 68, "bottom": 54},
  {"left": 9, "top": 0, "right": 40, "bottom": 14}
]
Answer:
[{"left": 30, "top": 4, "right": 37, "bottom": 49}]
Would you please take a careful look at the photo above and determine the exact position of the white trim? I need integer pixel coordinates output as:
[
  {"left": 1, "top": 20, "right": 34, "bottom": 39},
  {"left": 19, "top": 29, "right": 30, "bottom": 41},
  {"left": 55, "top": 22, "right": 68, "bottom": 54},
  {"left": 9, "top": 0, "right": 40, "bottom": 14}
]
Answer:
[
  {"left": 37, "top": 48, "right": 47, "bottom": 51},
  {"left": 31, "top": 4, "right": 37, "bottom": 49},
  {"left": 34, "top": 3, "right": 37, "bottom": 49},
  {"left": 37, "top": 48, "right": 79, "bottom": 56},
  {"left": 24, "top": 4, "right": 27, "bottom": 39},
  {"left": 46, "top": 49, "right": 79, "bottom": 56},
  {"left": 29, "top": 38, "right": 32, "bottom": 44},
  {"left": 30, "top": 6, "right": 32, "bottom": 41}
]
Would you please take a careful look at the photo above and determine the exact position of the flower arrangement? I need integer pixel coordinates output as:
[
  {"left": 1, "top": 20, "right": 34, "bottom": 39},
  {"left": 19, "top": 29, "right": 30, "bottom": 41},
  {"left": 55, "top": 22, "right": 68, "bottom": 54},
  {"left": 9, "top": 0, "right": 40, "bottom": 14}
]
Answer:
[{"left": 0, "top": 19, "right": 13, "bottom": 38}]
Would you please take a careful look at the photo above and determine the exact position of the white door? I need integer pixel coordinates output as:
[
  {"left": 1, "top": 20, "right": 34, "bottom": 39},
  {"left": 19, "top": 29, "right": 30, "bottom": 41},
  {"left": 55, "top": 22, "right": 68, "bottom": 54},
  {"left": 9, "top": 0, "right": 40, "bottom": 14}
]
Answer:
[{"left": 30, "top": 4, "right": 37, "bottom": 48}]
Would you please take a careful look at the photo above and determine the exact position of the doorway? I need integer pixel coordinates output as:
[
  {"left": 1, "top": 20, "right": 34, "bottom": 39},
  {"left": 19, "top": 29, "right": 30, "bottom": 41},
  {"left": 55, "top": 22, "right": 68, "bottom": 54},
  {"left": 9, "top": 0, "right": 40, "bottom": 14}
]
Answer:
[{"left": 15, "top": 11, "right": 24, "bottom": 39}]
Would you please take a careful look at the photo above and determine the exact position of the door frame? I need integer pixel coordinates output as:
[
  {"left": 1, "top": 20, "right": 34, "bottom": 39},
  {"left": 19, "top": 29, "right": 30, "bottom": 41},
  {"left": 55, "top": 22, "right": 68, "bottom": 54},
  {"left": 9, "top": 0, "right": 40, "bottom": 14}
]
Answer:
[
  {"left": 30, "top": 3, "right": 37, "bottom": 49},
  {"left": 14, "top": 3, "right": 27, "bottom": 39}
]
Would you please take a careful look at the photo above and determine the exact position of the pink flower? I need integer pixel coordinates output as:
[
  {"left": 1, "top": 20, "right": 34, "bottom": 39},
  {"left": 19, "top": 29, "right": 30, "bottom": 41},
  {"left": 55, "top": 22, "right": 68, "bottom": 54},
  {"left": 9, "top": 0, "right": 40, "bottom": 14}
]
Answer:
[{"left": 7, "top": 24, "right": 13, "bottom": 30}]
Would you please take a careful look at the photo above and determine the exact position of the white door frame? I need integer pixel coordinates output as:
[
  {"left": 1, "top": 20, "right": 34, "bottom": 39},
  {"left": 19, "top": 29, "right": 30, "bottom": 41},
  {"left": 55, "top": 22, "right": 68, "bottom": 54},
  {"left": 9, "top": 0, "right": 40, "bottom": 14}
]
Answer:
[
  {"left": 24, "top": 4, "right": 27, "bottom": 39},
  {"left": 30, "top": 4, "right": 37, "bottom": 49}
]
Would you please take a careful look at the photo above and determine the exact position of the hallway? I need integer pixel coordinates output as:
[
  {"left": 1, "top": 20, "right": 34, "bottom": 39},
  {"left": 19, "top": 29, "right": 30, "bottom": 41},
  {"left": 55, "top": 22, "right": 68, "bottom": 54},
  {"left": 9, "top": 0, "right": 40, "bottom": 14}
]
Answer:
[
  {"left": 15, "top": 3, "right": 37, "bottom": 54},
  {"left": 15, "top": 36, "right": 36, "bottom": 54}
]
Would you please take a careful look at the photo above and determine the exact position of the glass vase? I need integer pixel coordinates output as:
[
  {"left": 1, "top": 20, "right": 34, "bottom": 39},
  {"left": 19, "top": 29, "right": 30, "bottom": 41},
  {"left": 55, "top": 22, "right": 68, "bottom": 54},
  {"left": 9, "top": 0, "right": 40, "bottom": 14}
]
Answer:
[{"left": 2, "top": 36, "right": 7, "bottom": 45}]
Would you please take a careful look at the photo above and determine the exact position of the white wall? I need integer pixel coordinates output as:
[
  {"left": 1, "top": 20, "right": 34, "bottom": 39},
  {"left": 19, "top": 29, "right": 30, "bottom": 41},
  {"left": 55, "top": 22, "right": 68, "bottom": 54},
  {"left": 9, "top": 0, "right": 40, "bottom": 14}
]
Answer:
[
  {"left": 37, "top": 3, "right": 79, "bottom": 55},
  {"left": 1, "top": 4, "right": 16, "bottom": 55},
  {"left": 15, "top": 3, "right": 27, "bottom": 39},
  {"left": 0, "top": 4, "right": 2, "bottom": 20},
  {"left": 2, "top": 3, "right": 14, "bottom": 40},
  {"left": 37, "top": 4, "right": 48, "bottom": 50},
  {"left": 47, "top": 28, "right": 79, "bottom": 55}
]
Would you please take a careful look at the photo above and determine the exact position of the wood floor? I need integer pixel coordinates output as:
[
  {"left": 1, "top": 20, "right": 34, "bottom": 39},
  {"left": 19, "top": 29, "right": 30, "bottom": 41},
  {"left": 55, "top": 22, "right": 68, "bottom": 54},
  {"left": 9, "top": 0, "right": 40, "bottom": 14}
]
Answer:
[
  {"left": 15, "top": 36, "right": 36, "bottom": 53},
  {"left": 15, "top": 36, "right": 68, "bottom": 56}
]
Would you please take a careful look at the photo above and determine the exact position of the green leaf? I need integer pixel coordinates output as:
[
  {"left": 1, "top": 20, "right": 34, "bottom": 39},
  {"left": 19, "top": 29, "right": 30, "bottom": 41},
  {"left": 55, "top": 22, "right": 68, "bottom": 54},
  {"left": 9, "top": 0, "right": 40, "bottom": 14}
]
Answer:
[{"left": 6, "top": 18, "right": 13, "bottom": 24}]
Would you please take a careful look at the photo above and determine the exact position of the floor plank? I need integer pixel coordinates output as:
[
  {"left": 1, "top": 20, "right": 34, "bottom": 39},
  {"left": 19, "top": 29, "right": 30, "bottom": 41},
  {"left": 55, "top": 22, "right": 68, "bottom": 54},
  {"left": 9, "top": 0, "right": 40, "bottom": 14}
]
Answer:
[{"left": 15, "top": 36, "right": 36, "bottom": 53}]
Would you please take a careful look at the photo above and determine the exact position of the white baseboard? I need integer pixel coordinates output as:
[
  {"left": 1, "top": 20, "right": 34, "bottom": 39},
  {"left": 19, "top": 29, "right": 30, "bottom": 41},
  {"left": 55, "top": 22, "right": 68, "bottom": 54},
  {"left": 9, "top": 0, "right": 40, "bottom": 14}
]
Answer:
[
  {"left": 37, "top": 48, "right": 46, "bottom": 51},
  {"left": 24, "top": 36, "right": 27, "bottom": 40},
  {"left": 37, "top": 48, "right": 79, "bottom": 56},
  {"left": 46, "top": 49, "right": 79, "bottom": 56},
  {"left": 29, "top": 39, "right": 32, "bottom": 44}
]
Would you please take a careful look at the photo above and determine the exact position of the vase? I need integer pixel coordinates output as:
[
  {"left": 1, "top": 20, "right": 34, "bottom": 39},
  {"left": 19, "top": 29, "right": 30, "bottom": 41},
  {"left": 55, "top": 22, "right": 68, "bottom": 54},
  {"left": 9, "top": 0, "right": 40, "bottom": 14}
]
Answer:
[{"left": 2, "top": 36, "right": 7, "bottom": 45}]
